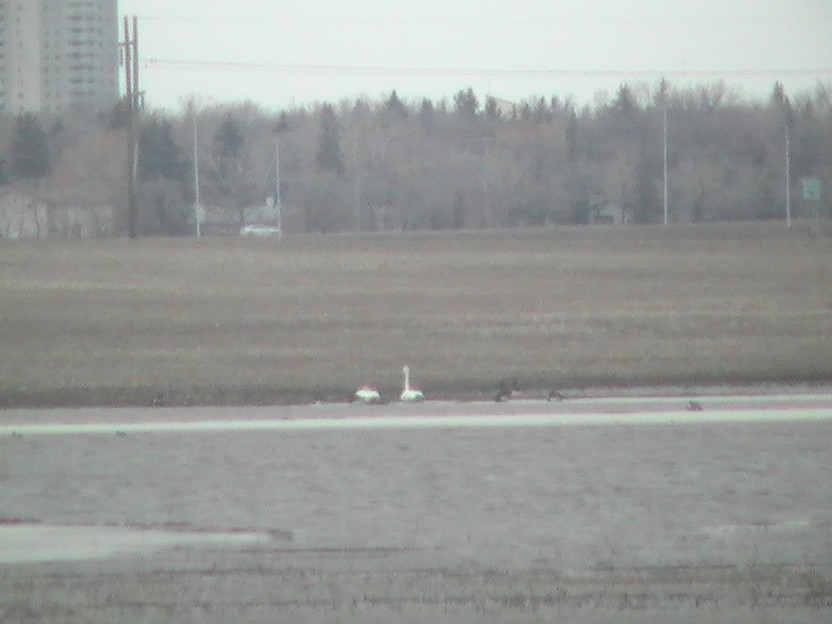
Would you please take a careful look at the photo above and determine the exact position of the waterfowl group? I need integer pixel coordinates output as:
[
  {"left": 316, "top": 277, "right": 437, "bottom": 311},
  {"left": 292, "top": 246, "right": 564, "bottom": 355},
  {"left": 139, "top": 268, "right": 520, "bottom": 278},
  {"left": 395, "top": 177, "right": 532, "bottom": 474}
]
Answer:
[
  {"left": 356, "top": 369, "right": 569, "bottom": 404},
  {"left": 494, "top": 378, "right": 565, "bottom": 402},
  {"left": 354, "top": 365, "right": 425, "bottom": 403}
]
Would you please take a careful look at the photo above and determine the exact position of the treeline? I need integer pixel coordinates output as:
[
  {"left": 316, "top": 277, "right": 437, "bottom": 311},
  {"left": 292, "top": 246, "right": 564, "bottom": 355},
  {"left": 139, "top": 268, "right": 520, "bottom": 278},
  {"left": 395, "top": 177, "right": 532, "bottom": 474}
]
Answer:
[{"left": 1, "top": 80, "right": 830, "bottom": 235}]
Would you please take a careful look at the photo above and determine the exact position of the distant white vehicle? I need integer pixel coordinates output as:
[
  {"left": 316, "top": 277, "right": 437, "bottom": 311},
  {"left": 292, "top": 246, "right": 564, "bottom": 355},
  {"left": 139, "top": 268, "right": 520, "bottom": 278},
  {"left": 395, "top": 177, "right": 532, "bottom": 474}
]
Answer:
[{"left": 240, "top": 224, "right": 281, "bottom": 237}]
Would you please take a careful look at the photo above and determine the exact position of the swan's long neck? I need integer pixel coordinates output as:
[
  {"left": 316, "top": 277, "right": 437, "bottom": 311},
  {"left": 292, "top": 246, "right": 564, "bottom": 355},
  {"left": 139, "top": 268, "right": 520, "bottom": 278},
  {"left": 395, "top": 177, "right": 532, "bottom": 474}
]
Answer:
[{"left": 403, "top": 366, "right": 411, "bottom": 392}]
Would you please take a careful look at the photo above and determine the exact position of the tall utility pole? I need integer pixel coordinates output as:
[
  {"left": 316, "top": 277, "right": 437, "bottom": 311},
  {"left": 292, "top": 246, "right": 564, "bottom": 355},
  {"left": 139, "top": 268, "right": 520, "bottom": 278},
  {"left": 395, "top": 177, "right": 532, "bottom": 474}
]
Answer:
[
  {"left": 777, "top": 88, "right": 793, "bottom": 229},
  {"left": 192, "top": 104, "right": 201, "bottom": 238},
  {"left": 785, "top": 123, "right": 792, "bottom": 229},
  {"left": 122, "top": 16, "right": 140, "bottom": 239},
  {"left": 483, "top": 141, "right": 492, "bottom": 229},
  {"left": 662, "top": 102, "right": 669, "bottom": 226},
  {"left": 353, "top": 134, "right": 361, "bottom": 233},
  {"left": 656, "top": 78, "right": 670, "bottom": 226},
  {"left": 275, "top": 138, "right": 283, "bottom": 240}
]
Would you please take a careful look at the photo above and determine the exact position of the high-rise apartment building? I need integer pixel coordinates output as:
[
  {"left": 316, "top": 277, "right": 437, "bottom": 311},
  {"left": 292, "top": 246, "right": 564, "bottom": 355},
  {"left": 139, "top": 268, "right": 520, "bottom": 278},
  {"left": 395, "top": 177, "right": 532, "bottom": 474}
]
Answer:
[{"left": 0, "top": 0, "right": 119, "bottom": 115}]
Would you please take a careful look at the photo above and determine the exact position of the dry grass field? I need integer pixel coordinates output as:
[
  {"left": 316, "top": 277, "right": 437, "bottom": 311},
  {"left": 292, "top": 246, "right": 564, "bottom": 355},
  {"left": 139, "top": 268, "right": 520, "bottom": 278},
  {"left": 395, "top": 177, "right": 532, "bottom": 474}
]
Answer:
[{"left": 1, "top": 221, "right": 831, "bottom": 407}]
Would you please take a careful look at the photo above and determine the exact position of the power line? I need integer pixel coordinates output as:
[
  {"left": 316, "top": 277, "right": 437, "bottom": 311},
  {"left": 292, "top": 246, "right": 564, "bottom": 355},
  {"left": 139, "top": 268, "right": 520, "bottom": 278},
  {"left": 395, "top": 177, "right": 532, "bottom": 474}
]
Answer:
[
  {"left": 133, "top": 15, "right": 832, "bottom": 26},
  {"left": 142, "top": 59, "right": 831, "bottom": 79}
]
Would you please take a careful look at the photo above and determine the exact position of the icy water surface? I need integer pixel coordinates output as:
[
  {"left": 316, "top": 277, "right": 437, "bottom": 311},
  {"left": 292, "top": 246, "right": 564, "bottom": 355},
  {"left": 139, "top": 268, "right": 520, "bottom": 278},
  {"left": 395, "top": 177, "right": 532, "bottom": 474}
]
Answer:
[
  {"left": 0, "top": 524, "right": 270, "bottom": 564},
  {"left": 2, "top": 393, "right": 832, "bottom": 437},
  {"left": 1, "top": 398, "right": 830, "bottom": 623}
]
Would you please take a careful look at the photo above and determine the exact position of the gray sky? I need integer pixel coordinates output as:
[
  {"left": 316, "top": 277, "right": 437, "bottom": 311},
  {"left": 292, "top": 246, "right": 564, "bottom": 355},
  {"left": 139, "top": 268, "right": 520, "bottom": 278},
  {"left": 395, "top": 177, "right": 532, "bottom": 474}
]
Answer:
[{"left": 120, "top": 0, "right": 832, "bottom": 112}]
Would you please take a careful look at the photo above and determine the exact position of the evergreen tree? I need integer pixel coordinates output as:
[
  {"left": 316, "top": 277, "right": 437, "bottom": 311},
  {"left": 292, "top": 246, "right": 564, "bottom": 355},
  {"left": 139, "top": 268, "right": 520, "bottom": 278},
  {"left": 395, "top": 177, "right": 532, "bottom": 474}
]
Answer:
[
  {"left": 205, "top": 111, "right": 267, "bottom": 226},
  {"left": 316, "top": 104, "right": 345, "bottom": 175},
  {"left": 770, "top": 81, "right": 793, "bottom": 132},
  {"left": 215, "top": 114, "right": 244, "bottom": 162},
  {"left": 104, "top": 98, "right": 130, "bottom": 129},
  {"left": 136, "top": 114, "right": 190, "bottom": 235},
  {"left": 630, "top": 146, "right": 661, "bottom": 223},
  {"left": 654, "top": 78, "right": 670, "bottom": 108},
  {"left": 210, "top": 113, "right": 248, "bottom": 209},
  {"left": 10, "top": 113, "right": 50, "bottom": 180},
  {"left": 454, "top": 88, "right": 479, "bottom": 119},
  {"left": 484, "top": 96, "right": 501, "bottom": 120},
  {"left": 419, "top": 99, "right": 435, "bottom": 128},
  {"left": 612, "top": 83, "right": 638, "bottom": 116},
  {"left": 139, "top": 115, "right": 188, "bottom": 184},
  {"left": 565, "top": 107, "right": 579, "bottom": 161},
  {"left": 384, "top": 90, "right": 409, "bottom": 117},
  {"left": 564, "top": 165, "right": 592, "bottom": 223},
  {"left": 770, "top": 81, "right": 788, "bottom": 110},
  {"left": 532, "top": 97, "right": 551, "bottom": 123},
  {"left": 274, "top": 111, "right": 290, "bottom": 133}
]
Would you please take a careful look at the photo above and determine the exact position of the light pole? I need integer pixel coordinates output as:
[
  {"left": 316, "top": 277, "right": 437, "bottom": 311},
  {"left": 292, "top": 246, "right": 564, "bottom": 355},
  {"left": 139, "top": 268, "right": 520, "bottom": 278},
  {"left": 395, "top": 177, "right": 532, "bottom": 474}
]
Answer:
[
  {"left": 778, "top": 89, "right": 793, "bottom": 229},
  {"left": 662, "top": 102, "right": 669, "bottom": 226},
  {"left": 657, "top": 78, "right": 669, "bottom": 226},
  {"left": 275, "top": 138, "right": 282, "bottom": 240},
  {"left": 354, "top": 132, "right": 361, "bottom": 233},
  {"left": 192, "top": 107, "right": 201, "bottom": 238},
  {"left": 785, "top": 123, "right": 792, "bottom": 229}
]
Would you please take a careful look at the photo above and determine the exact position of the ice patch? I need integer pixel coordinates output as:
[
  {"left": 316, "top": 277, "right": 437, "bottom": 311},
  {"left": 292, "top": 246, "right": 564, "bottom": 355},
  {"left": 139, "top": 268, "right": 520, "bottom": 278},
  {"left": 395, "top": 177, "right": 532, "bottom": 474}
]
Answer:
[
  {"left": 701, "top": 518, "right": 815, "bottom": 536},
  {"left": 0, "top": 523, "right": 272, "bottom": 564}
]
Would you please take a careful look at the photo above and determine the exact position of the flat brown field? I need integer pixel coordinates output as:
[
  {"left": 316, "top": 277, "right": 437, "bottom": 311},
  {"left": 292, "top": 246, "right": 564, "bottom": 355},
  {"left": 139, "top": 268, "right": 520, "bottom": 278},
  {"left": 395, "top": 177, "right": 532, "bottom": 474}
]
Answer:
[{"left": 1, "top": 221, "right": 831, "bottom": 407}]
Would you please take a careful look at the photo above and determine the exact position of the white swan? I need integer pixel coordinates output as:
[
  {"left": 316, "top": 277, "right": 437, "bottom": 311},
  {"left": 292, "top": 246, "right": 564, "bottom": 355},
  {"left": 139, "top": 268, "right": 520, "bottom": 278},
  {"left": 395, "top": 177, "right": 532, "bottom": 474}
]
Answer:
[
  {"left": 354, "top": 384, "right": 381, "bottom": 403},
  {"left": 399, "top": 365, "right": 425, "bottom": 402}
]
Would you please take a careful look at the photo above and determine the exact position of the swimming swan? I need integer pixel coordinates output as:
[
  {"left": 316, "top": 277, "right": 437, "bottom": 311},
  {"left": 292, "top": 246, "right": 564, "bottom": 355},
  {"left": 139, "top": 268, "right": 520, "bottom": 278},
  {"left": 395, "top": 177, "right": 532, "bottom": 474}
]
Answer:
[
  {"left": 400, "top": 365, "right": 425, "bottom": 402},
  {"left": 354, "top": 384, "right": 381, "bottom": 403}
]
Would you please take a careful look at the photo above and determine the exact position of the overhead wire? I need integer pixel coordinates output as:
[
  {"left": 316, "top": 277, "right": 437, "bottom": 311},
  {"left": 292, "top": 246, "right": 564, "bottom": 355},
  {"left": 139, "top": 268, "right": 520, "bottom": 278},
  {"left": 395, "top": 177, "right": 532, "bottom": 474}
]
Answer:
[{"left": 141, "top": 59, "right": 831, "bottom": 79}]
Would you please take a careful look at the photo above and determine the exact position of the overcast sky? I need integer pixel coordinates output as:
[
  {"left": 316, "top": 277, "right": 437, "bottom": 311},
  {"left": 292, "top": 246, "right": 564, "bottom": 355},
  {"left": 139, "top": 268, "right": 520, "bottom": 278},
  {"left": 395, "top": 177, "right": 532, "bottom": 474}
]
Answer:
[{"left": 119, "top": 0, "right": 832, "bottom": 112}]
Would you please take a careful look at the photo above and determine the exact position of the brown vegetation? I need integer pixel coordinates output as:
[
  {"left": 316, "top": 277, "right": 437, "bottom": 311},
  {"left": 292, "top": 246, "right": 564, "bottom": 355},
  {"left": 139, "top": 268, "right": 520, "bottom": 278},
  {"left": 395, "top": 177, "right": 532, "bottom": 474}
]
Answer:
[{"left": 1, "top": 221, "right": 831, "bottom": 407}]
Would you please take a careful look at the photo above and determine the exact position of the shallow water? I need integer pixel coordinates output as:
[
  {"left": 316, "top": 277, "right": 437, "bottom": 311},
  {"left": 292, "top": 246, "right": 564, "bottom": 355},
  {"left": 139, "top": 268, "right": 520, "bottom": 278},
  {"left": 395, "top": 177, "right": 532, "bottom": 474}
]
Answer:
[
  {"left": 0, "top": 524, "right": 270, "bottom": 564},
  {"left": 1, "top": 398, "right": 831, "bottom": 622},
  {"left": 2, "top": 394, "right": 831, "bottom": 437}
]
